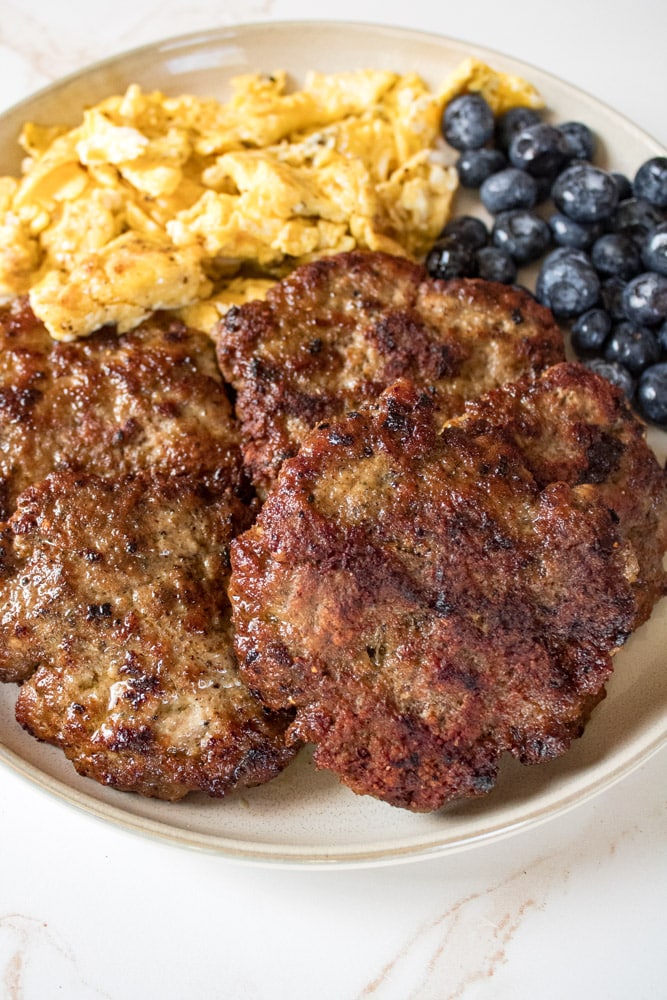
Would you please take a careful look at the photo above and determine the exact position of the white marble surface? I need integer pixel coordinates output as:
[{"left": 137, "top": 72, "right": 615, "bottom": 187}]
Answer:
[{"left": 0, "top": 2, "right": 665, "bottom": 998}]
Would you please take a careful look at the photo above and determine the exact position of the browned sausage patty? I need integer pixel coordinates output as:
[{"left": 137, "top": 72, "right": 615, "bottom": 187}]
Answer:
[
  {"left": 229, "top": 364, "right": 667, "bottom": 812},
  {"left": 0, "top": 297, "right": 245, "bottom": 520},
  {"left": 215, "top": 250, "right": 565, "bottom": 492},
  {"left": 8, "top": 471, "right": 295, "bottom": 800}
]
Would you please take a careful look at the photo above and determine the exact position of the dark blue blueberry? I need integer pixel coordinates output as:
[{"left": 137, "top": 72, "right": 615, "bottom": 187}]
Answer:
[
  {"left": 535, "top": 247, "right": 600, "bottom": 317},
  {"left": 633, "top": 157, "right": 667, "bottom": 208},
  {"left": 475, "top": 246, "right": 517, "bottom": 284},
  {"left": 442, "top": 94, "right": 495, "bottom": 151},
  {"left": 604, "top": 320, "right": 660, "bottom": 374},
  {"left": 491, "top": 209, "right": 551, "bottom": 264},
  {"left": 622, "top": 271, "right": 667, "bottom": 326},
  {"left": 480, "top": 167, "right": 538, "bottom": 213},
  {"left": 456, "top": 148, "right": 507, "bottom": 188},
  {"left": 548, "top": 212, "right": 604, "bottom": 250},
  {"left": 658, "top": 319, "right": 667, "bottom": 353},
  {"left": 610, "top": 172, "right": 633, "bottom": 202},
  {"left": 600, "top": 276, "right": 628, "bottom": 321},
  {"left": 642, "top": 222, "right": 667, "bottom": 276},
  {"left": 570, "top": 308, "right": 612, "bottom": 354},
  {"left": 509, "top": 122, "right": 570, "bottom": 178},
  {"left": 590, "top": 233, "right": 642, "bottom": 280},
  {"left": 611, "top": 198, "right": 665, "bottom": 247},
  {"left": 558, "top": 121, "right": 596, "bottom": 161},
  {"left": 495, "top": 106, "right": 542, "bottom": 152},
  {"left": 551, "top": 163, "right": 619, "bottom": 222},
  {"left": 637, "top": 362, "right": 667, "bottom": 424},
  {"left": 426, "top": 236, "right": 479, "bottom": 279},
  {"left": 439, "top": 215, "right": 489, "bottom": 249},
  {"left": 584, "top": 357, "right": 635, "bottom": 400}
]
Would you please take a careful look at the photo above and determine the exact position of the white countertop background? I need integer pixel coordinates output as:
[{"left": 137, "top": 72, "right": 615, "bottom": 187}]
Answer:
[{"left": 1, "top": 2, "right": 665, "bottom": 998}]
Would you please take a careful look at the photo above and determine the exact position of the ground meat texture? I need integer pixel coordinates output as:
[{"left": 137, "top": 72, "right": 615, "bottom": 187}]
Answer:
[
  {"left": 5, "top": 471, "right": 295, "bottom": 799},
  {"left": 228, "top": 364, "right": 667, "bottom": 812},
  {"left": 215, "top": 250, "right": 565, "bottom": 492},
  {"left": 0, "top": 298, "right": 246, "bottom": 520}
]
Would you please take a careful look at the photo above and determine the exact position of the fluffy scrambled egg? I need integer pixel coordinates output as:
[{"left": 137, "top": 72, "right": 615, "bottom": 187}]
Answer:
[
  {"left": 438, "top": 57, "right": 544, "bottom": 115},
  {"left": 0, "top": 60, "right": 542, "bottom": 340}
]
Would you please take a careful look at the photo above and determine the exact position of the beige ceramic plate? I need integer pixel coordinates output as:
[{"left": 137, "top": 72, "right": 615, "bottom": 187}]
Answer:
[{"left": 0, "top": 21, "right": 665, "bottom": 868}]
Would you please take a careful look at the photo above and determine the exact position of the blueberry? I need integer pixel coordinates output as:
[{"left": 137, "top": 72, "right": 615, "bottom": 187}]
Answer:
[
  {"left": 633, "top": 157, "right": 667, "bottom": 208},
  {"left": 584, "top": 358, "right": 635, "bottom": 400},
  {"left": 558, "top": 121, "right": 596, "bottom": 161},
  {"left": 621, "top": 271, "right": 667, "bottom": 326},
  {"left": 426, "top": 236, "right": 479, "bottom": 279},
  {"left": 548, "top": 212, "right": 604, "bottom": 250},
  {"left": 642, "top": 222, "right": 667, "bottom": 276},
  {"left": 590, "top": 233, "right": 642, "bottom": 280},
  {"left": 442, "top": 93, "right": 495, "bottom": 151},
  {"left": 535, "top": 247, "right": 600, "bottom": 317},
  {"left": 604, "top": 320, "right": 660, "bottom": 374},
  {"left": 636, "top": 362, "right": 667, "bottom": 424},
  {"left": 439, "top": 214, "right": 489, "bottom": 250},
  {"left": 611, "top": 197, "right": 665, "bottom": 247},
  {"left": 456, "top": 148, "right": 507, "bottom": 188},
  {"left": 495, "top": 107, "right": 542, "bottom": 152},
  {"left": 551, "top": 163, "right": 619, "bottom": 223},
  {"left": 570, "top": 308, "right": 612, "bottom": 354},
  {"left": 657, "top": 319, "right": 667, "bottom": 353},
  {"left": 509, "top": 123, "right": 570, "bottom": 178},
  {"left": 600, "top": 276, "right": 628, "bottom": 321},
  {"left": 475, "top": 246, "right": 517, "bottom": 284},
  {"left": 491, "top": 209, "right": 551, "bottom": 264},
  {"left": 610, "top": 172, "right": 633, "bottom": 202},
  {"left": 480, "top": 167, "right": 538, "bottom": 213}
]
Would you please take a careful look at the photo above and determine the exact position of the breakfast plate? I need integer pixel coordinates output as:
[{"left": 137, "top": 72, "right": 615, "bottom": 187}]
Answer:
[{"left": 0, "top": 21, "right": 665, "bottom": 867}]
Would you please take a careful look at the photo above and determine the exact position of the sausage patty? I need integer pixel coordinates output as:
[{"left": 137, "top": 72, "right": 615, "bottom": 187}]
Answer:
[
  {"left": 8, "top": 471, "right": 295, "bottom": 800},
  {"left": 229, "top": 364, "right": 667, "bottom": 811},
  {"left": 215, "top": 250, "right": 565, "bottom": 491},
  {"left": 0, "top": 299, "right": 295, "bottom": 799},
  {"left": 0, "top": 297, "right": 245, "bottom": 520}
]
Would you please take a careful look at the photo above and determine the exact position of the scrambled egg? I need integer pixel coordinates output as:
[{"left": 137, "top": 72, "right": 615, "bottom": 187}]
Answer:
[
  {"left": 438, "top": 57, "right": 543, "bottom": 115},
  {"left": 0, "top": 60, "right": 542, "bottom": 340}
]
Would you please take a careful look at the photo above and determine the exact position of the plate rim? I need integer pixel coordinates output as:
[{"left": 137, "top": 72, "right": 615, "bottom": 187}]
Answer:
[
  {"left": 0, "top": 18, "right": 665, "bottom": 868},
  {"left": 2, "top": 718, "right": 665, "bottom": 869}
]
